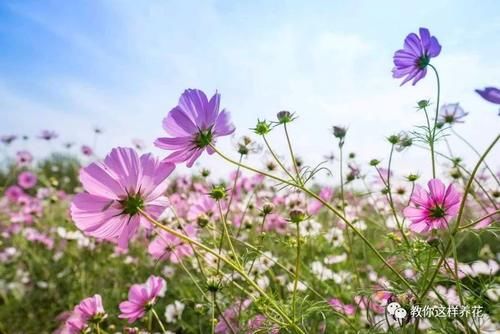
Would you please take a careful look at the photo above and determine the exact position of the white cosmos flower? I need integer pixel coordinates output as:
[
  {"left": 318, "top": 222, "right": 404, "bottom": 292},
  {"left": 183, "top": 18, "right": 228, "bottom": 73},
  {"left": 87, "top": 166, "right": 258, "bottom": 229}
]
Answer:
[
  {"left": 299, "top": 220, "right": 322, "bottom": 237},
  {"left": 325, "top": 228, "right": 345, "bottom": 247},
  {"left": 165, "top": 301, "right": 185, "bottom": 323}
]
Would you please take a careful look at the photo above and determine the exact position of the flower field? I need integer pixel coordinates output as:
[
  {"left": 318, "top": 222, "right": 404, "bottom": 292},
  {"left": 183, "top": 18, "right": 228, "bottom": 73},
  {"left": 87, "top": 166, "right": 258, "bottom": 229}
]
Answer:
[{"left": 0, "top": 27, "right": 499, "bottom": 334}]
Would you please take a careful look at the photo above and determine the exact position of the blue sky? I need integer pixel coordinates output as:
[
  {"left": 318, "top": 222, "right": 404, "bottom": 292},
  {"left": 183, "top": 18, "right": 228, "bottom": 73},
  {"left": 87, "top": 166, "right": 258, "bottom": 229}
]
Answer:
[{"left": 1, "top": 0, "right": 499, "bottom": 178}]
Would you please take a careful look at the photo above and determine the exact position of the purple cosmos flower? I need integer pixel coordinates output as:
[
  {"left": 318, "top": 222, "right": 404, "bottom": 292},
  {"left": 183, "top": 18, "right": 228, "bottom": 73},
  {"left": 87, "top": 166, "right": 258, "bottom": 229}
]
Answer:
[
  {"left": 403, "top": 179, "right": 460, "bottom": 233},
  {"left": 438, "top": 103, "right": 469, "bottom": 125},
  {"left": 1, "top": 135, "right": 17, "bottom": 145},
  {"left": 38, "top": 130, "right": 58, "bottom": 141},
  {"left": 476, "top": 87, "right": 500, "bottom": 104},
  {"left": 16, "top": 150, "right": 33, "bottom": 167},
  {"left": 81, "top": 145, "right": 93, "bottom": 156},
  {"left": 70, "top": 147, "right": 175, "bottom": 249},
  {"left": 155, "top": 89, "right": 235, "bottom": 167},
  {"left": 18, "top": 171, "right": 37, "bottom": 189},
  {"left": 119, "top": 276, "right": 166, "bottom": 323},
  {"left": 392, "top": 28, "right": 441, "bottom": 85}
]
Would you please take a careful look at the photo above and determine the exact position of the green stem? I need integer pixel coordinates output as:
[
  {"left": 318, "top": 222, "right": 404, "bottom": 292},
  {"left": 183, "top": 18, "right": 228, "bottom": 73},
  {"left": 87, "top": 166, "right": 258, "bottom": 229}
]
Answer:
[
  {"left": 419, "top": 134, "right": 499, "bottom": 301},
  {"left": 210, "top": 144, "right": 417, "bottom": 295},
  {"left": 423, "top": 107, "right": 436, "bottom": 179},
  {"left": 263, "top": 134, "right": 297, "bottom": 182},
  {"left": 291, "top": 221, "right": 301, "bottom": 322},
  {"left": 284, "top": 123, "right": 302, "bottom": 185},
  {"left": 429, "top": 64, "right": 441, "bottom": 178},
  {"left": 211, "top": 291, "right": 216, "bottom": 334},
  {"left": 451, "top": 127, "right": 499, "bottom": 185},
  {"left": 138, "top": 209, "right": 304, "bottom": 334},
  {"left": 152, "top": 308, "right": 168, "bottom": 334},
  {"left": 459, "top": 210, "right": 499, "bottom": 230}
]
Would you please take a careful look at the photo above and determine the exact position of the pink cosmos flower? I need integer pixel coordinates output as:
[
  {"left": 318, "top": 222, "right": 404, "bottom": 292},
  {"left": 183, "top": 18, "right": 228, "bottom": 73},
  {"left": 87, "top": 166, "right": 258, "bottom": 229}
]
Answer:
[
  {"left": 81, "top": 145, "right": 93, "bottom": 156},
  {"left": 328, "top": 298, "right": 356, "bottom": 316},
  {"left": 75, "top": 294, "right": 106, "bottom": 322},
  {"left": 187, "top": 195, "right": 218, "bottom": 221},
  {"left": 215, "top": 299, "right": 251, "bottom": 334},
  {"left": 119, "top": 276, "right": 166, "bottom": 323},
  {"left": 308, "top": 187, "right": 334, "bottom": 214},
  {"left": 147, "top": 224, "right": 197, "bottom": 263},
  {"left": 70, "top": 147, "right": 175, "bottom": 249},
  {"left": 264, "top": 213, "right": 288, "bottom": 234},
  {"left": 16, "top": 150, "right": 33, "bottom": 166},
  {"left": 155, "top": 89, "right": 235, "bottom": 167},
  {"left": 5, "top": 185, "right": 24, "bottom": 202},
  {"left": 404, "top": 179, "right": 460, "bottom": 233},
  {"left": 62, "top": 294, "right": 106, "bottom": 333},
  {"left": 473, "top": 207, "right": 498, "bottom": 229},
  {"left": 18, "top": 171, "right": 37, "bottom": 189}
]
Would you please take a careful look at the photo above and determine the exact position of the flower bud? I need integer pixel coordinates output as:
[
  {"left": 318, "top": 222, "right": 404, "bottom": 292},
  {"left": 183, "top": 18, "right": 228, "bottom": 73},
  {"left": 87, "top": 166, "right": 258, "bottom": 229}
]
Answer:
[
  {"left": 276, "top": 110, "right": 295, "bottom": 124},
  {"left": 253, "top": 120, "right": 272, "bottom": 135},
  {"left": 289, "top": 209, "right": 306, "bottom": 224},
  {"left": 406, "top": 174, "right": 419, "bottom": 182},
  {"left": 332, "top": 126, "right": 347, "bottom": 139},
  {"left": 209, "top": 185, "right": 227, "bottom": 201},
  {"left": 197, "top": 214, "right": 210, "bottom": 228},
  {"left": 417, "top": 100, "right": 430, "bottom": 109},
  {"left": 369, "top": 159, "right": 380, "bottom": 166},
  {"left": 388, "top": 134, "right": 400, "bottom": 145},
  {"left": 262, "top": 202, "right": 274, "bottom": 215}
]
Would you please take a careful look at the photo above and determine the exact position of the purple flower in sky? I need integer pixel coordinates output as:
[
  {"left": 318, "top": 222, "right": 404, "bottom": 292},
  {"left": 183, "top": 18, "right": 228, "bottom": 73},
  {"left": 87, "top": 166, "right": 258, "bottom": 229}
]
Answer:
[
  {"left": 81, "top": 145, "right": 93, "bottom": 156},
  {"left": 475, "top": 87, "right": 500, "bottom": 104},
  {"left": 438, "top": 103, "right": 468, "bottom": 125},
  {"left": 1, "top": 135, "right": 17, "bottom": 145},
  {"left": 16, "top": 150, "right": 33, "bottom": 166},
  {"left": 392, "top": 28, "right": 441, "bottom": 85},
  {"left": 155, "top": 89, "right": 235, "bottom": 167},
  {"left": 39, "top": 130, "right": 58, "bottom": 141}
]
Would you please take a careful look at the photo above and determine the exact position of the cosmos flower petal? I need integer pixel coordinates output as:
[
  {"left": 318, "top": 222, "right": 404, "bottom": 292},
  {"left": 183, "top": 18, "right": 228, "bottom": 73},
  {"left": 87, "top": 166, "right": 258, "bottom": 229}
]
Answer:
[
  {"left": 427, "top": 36, "right": 442, "bottom": 57},
  {"left": 170, "top": 107, "right": 198, "bottom": 134},
  {"left": 80, "top": 162, "right": 125, "bottom": 199},
  {"left": 104, "top": 148, "right": 141, "bottom": 193},
  {"left": 214, "top": 110, "right": 236, "bottom": 136},
  {"left": 428, "top": 179, "right": 446, "bottom": 203},
  {"left": 156, "top": 89, "right": 235, "bottom": 166},
  {"left": 403, "top": 33, "right": 422, "bottom": 56},
  {"left": 178, "top": 89, "right": 210, "bottom": 126}
]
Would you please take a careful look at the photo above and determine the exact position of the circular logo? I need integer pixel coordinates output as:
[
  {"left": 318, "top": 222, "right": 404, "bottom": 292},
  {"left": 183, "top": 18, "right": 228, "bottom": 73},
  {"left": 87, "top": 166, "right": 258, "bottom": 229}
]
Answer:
[
  {"left": 386, "top": 302, "right": 401, "bottom": 315},
  {"left": 394, "top": 308, "right": 408, "bottom": 319}
]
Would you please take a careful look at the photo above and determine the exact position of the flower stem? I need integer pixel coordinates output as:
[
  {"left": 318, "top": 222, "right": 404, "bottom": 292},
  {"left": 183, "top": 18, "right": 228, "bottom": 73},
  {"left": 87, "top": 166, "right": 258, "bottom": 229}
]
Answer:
[
  {"left": 451, "top": 127, "right": 500, "bottom": 185},
  {"left": 291, "top": 221, "right": 301, "bottom": 322},
  {"left": 211, "top": 291, "right": 216, "bottom": 334},
  {"left": 210, "top": 144, "right": 417, "bottom": 295},
  {"left": 138, "top": 209, "right": 304, "bottom": 334},
  {"left": 152, "top": 308, "right": 168, "bottom": 334},
  {"left": 263, "top": 134, "right": 297, "bottom": 182},
  {"left": 284, "top": 123, "right": 302, "bottom": 185},
  {"left": 459, "top": 210, "right": 499, "bottom": 230},
  {"left": 419, "top": 134, "right": 499, "bottom": 301},
  {"left": 423, "top": 107, "right": 436, "bottom": 179},
  {"left": 429, "top": 64, "right": 441, "bottom": 178}
]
